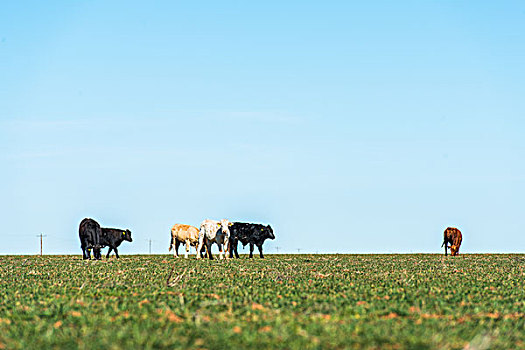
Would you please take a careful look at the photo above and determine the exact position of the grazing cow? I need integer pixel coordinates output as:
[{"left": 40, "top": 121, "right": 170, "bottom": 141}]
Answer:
[
  {"left": 98, "top": 228, "right": 133, "bottom": 259},
  {"left": 442, "top": 227, "right": 462, "bottom": 256},
  {"left": 169, "top": 224, "right": 207, "bottom": 258},
  {"left": 79, "top": 218, "right": 102, "bottom": 260},
  {"left": 228, "top": 222, "right": 275, "bottom": 258},
  {"left": 196, "top": 219, "right": 231, "bottom": 260}
]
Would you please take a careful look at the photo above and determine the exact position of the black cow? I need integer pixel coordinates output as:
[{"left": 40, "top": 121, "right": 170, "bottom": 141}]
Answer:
[
  {"left": 228, "top": 222, "right": 275, "bottom": 258},
  {"left": 79, "top": 218, "right": 102, "bottom": 260},
  {"left": 98, "top": 228, "right": 133, "bottom": 259}
]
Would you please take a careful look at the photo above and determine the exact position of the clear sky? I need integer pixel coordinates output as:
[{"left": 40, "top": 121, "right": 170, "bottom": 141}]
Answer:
[{"left": 1, "top": 1, "right": 524, "bottom": 255}]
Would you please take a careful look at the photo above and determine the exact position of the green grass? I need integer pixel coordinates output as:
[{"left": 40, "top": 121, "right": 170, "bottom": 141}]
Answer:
[{"left": 0, "top": 254, "right": 523, "bottom": 349}]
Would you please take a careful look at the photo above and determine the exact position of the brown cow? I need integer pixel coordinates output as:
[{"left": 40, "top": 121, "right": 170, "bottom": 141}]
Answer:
[
  {"left": 441, "top": 227, "right": 462, "bottom": 256},
  {"left": 169, "top": 224, "right": 206, "bottom": 258}
]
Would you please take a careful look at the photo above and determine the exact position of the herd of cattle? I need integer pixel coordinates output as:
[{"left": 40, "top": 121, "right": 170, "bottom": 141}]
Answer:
[
  {"left": 79, "top": 218, "right": 462, "bottom": 259},
  {"left": 79, "top": 218, "right": 275, "bottom": 260}
]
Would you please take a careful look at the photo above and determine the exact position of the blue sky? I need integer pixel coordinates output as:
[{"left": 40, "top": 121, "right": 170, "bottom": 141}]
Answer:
[{"left": 1, "top": 1, "right": 524, "bottom": 255}]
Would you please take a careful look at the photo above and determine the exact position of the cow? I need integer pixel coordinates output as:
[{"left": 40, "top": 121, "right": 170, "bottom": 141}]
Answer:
[
  {"left": 228, "top": 222, "right": 275, "bottom": 258},
  {"left": 79, "top": 218, "right": 102, "bottom": 260},
  {"left": 441, "top": 227, "right": 462, "bottom": 256},
  {"left": 169, "top": 224, "right": 207, "bottom": 258},
  {"left": 196, "top": 219, "right": 231, "bottom": 260},
  {"left": 98, "top": 227, "right": 133, "bottom": 259}
]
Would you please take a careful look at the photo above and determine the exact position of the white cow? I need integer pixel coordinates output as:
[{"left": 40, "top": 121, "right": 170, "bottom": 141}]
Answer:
[{"left": 196, "top": 219, "right": 231, "bottom": 260}]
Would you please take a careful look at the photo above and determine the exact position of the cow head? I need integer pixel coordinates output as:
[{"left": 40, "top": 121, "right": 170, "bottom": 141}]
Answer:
[
  {"left": 261, "top": 225, "right": 275, "bottom": 240},
  {"left": 450, "top": 245, "right": 458, "bottom": 256},
  {"left": 218, "top": 219, "right": 231, "bottom": 252},
  {"left": 122, "top": 229, "right": 133, "bottom": 242},
  {"left": 217, "top": 219, "right": 231, "bottom": 236}
]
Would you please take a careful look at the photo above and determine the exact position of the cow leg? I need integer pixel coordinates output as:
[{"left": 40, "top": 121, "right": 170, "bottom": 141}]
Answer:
[
  {"left": 218, "top": 243, "right": 224, "bottom": 260},
  {"left": 228, "top": 239, "right": 237, "bottom": 259},
  {"left": 257, "top": 244, "right": 264, "bottom": 258},
  {"left": 113, "top": 247, "right": 120, "bottom": 259},
  {"left": 184, "top": 240, "right": 191, "bottom": 258},
  {"left": 196, "top": 237, "right": 205, "bottom": 259},
  {"left": 81, "top": 239, "right": 91, "bottom": 259},
  {"left": 223, "top": 246, "right": 228, "bottom": 260},
  {"left": 169, "top": 236, "right": 174, "bottom": 254},
  {"left": 206, "top": 241, "right": 213, "bottom": 260},
  {"left": 444, "top": 241, "right": 448, "bottom": 256},
  {"left": 249, "top": 243, "right": 254, "bottom": 258},
  {"left": 93, "top": 248, "right": 101, "bottom": 260},
  {"left": 106, "top": 247, "right": 113, "bottom": 259},
  {"left": 174, "top": 240, "right": 181, "bottom": 258},
  {"left": 199, "top": 244, "right": 207, "bottom": 258},
  {"left": 223, "top": 236, "right": 228, "bottom": 259},
  {"left": 234, "top": 240, "right": 240, "bottom": 259},
  {"left": 81, "top": 246, "right": 88, "bottom": 260}
]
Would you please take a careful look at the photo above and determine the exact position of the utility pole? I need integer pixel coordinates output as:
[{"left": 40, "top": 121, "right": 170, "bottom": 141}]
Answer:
[
  {"left": 36, "top": 233, "right": 47, "bottom": 256},
  {"left": 275, "top": 246, "right": 280, "bottom": 253},
  {"left": 297, "top": 248, "right": 301, "bottom": 254},
  {"left": 145, "top": 239, "right": 153, "bottom": 254}
]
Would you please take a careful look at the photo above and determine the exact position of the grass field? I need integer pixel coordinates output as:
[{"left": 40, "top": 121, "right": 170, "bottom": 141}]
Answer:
[{"left": 0, "top": 254, "right": 523, "bottom": 349}]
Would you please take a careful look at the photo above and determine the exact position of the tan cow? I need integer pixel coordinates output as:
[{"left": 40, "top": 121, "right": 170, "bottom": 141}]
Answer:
[
  {"left": 441, "top": 227, "right": 463, "bottom": 256},
  {"left": 169, "top": 224, "right": 203, "bottom": 258}
]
